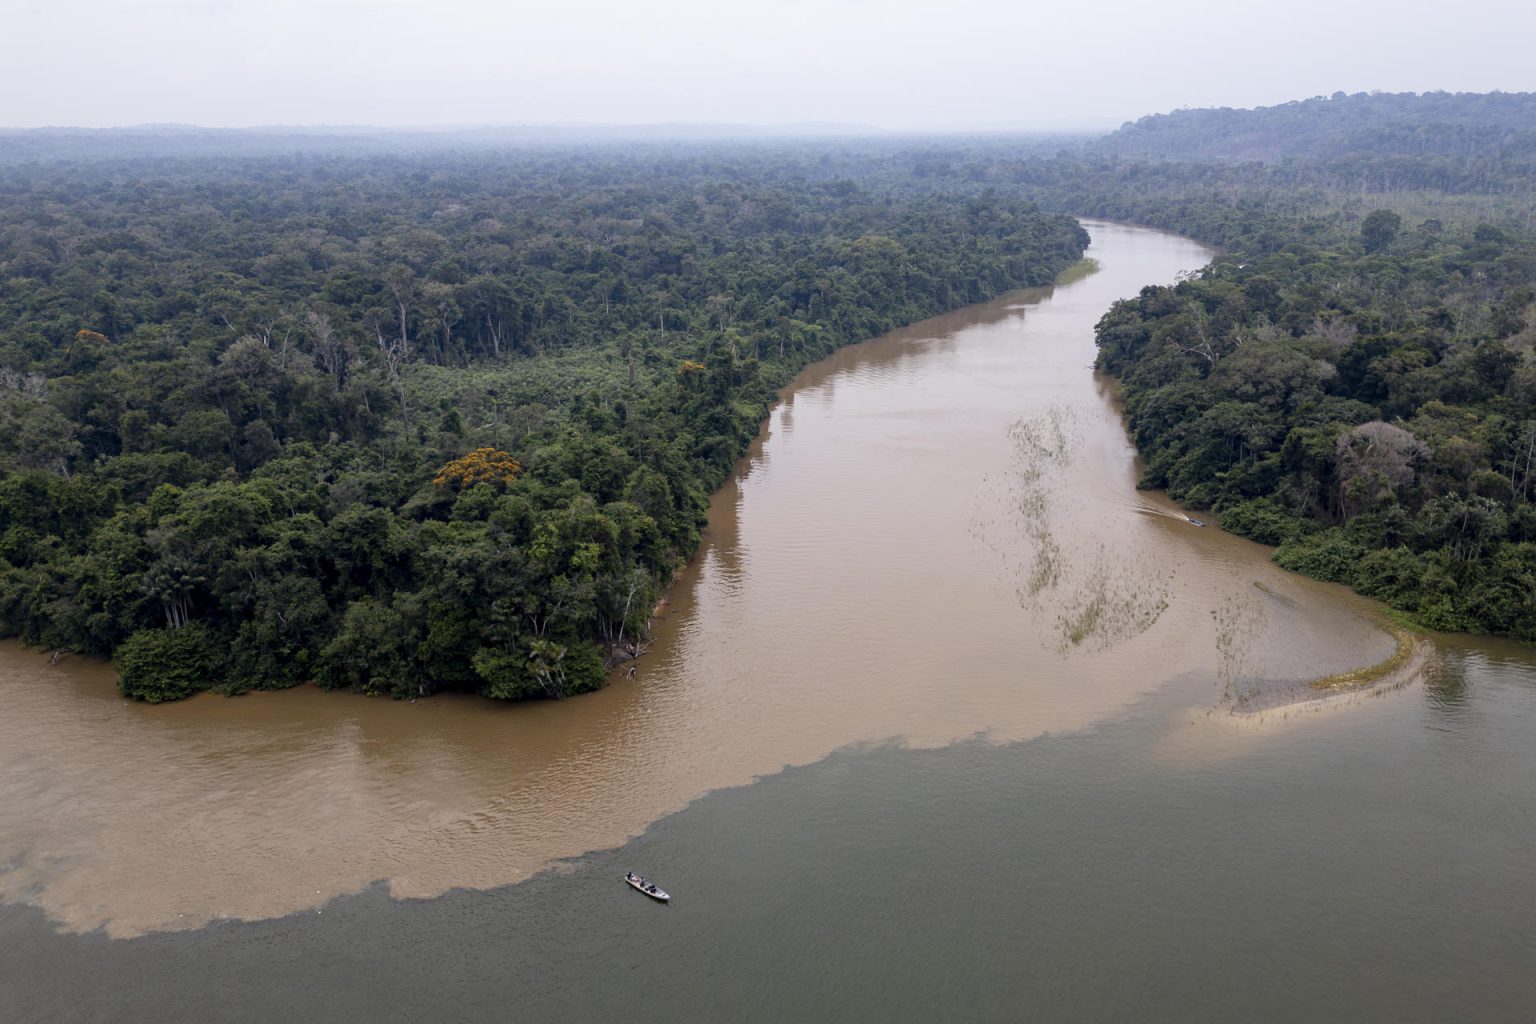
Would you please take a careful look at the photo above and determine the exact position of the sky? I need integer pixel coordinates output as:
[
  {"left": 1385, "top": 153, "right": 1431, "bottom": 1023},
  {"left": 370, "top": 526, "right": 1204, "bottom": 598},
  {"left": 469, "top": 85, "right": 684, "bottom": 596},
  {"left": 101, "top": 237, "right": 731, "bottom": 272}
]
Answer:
[{"left": 4, "top": 0, "right": 1535, "bottom": 131}]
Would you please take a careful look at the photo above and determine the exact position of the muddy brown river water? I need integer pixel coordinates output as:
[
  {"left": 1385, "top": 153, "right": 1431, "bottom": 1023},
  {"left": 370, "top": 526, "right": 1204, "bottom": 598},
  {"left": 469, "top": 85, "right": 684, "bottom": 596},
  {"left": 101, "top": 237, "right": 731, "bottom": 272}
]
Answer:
[{"left": 0, "top": 222, "right": 1400, "bottom": 940}]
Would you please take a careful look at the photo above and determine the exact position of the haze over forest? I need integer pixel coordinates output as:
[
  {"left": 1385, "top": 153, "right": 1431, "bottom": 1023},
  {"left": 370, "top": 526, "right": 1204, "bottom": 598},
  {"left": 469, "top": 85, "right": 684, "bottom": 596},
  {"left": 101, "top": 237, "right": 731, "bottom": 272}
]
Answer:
[{"left": 6, "top": 0, "right": 1535, "bottom": 131}]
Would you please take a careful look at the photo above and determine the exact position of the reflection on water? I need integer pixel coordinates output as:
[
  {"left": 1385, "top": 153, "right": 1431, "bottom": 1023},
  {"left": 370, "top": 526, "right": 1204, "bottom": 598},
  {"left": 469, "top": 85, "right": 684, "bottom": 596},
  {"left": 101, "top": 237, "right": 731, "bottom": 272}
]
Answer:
[
  {"left": 1423, "top": 636, "right": 1536, "bottom": 724},
  {"left": 1425, "top": 656, "right": 1473, "bottom": 712},
  {"left": 0, "top": 223, "right": 1404, "bottom": 938}
]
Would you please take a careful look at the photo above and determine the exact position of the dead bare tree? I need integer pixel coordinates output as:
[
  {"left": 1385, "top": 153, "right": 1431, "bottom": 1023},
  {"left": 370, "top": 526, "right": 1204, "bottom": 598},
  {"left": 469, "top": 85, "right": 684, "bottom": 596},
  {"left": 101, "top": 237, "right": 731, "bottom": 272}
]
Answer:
[
  {"left": 306, "top": 310, "right": 346, "bottom": 394},
  {"left": 707, "top": 292, "right": 740, "bottom": 332},
  {"left": 1510, "top": 420, "right": 1536, "bottom": 501},
  {"left": 252, "top": 317, "right": 295, "bottom": 355},
  {"left": 1177, "top": 305, "right": 1224, "bottom": 367},
  {"left": 1309, "top": 313, "right": 1358, "bottom": 349},
  {"left": 374, "top": 324, "right": 410, "bottom": 433},
  {"left": 430, "top": 286, "right": 461, "bottom": 367},
  {"left": 384, "top": 266, "right": 415, "bottom": 355},
  {"left": 614, "top": 566, "right": 651, "bottom": 656},
  {"left": 1336, "top": 421, "right": 1429, "bottom": 520},
  {"left": 0, "top": 367, "right": 46, "bottom": 397}
]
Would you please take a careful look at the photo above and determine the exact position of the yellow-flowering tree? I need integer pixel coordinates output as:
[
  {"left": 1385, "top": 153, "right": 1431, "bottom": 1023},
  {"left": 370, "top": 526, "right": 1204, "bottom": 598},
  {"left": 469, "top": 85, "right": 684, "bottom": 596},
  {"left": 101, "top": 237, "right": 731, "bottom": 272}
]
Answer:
[{"left": 432, "top": 447, "right": 522, "bottom": 489}]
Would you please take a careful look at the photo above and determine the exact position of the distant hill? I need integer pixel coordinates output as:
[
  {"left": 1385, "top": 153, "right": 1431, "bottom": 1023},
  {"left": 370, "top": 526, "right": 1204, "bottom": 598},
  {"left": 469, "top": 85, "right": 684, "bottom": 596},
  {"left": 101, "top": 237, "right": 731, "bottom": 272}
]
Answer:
[
  {"left": 0, "top": 122, "right": 886, "bottom": 164},
  {"left": 1095, "top": 91, "right": 1536, "bottom": 162}
]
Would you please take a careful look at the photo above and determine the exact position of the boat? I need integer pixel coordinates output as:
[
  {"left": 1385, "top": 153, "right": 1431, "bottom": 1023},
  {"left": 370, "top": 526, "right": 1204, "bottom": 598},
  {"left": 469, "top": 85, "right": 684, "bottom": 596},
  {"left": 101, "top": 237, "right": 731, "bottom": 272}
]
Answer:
[
  {"left": 624, "top": 872, "right": 671, "bottom": 901},
  {"left": 1187, "top": 517, "right": 1207, "bottom": 527}
]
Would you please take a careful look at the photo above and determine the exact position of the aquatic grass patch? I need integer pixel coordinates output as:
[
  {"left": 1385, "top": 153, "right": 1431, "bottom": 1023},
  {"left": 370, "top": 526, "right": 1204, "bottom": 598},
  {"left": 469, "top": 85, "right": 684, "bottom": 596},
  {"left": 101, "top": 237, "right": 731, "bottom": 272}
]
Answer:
[
  {"left": 1053, "top": 258, "right": 1101, "bottom": 286},
  {"left": 971, "top": 406, "right": 1081, "bottom": 600},
  {"left": 1054, "top": 555, "right": 1170, "bottom": 653},
  {"left": 1309, "top": 616, "right": 1425, "bottom": 693},
  {"left": 1213, "top": 592, "right": 1268, "bottom": 709},
  {"left": 974, "top": 406, "right": 1172, "bottom": 656}
]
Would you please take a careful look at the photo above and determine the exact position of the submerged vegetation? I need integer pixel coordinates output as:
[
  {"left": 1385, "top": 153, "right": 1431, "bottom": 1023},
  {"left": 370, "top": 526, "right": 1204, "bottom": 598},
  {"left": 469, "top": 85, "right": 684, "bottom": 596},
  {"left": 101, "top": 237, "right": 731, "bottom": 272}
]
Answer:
[
  {"left": 978, "top": 406, "right": 1169, "bottom": 654},
  {"left": 1053, "top": 258, "right": 1101, "bottom": 287}
]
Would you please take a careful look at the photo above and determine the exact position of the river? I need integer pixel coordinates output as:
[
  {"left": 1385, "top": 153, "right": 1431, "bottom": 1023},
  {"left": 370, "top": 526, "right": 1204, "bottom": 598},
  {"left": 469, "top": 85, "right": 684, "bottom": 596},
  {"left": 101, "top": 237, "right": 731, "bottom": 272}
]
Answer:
[{"left": 2, "top": 222, "right": 1534, "bottom": 1021}]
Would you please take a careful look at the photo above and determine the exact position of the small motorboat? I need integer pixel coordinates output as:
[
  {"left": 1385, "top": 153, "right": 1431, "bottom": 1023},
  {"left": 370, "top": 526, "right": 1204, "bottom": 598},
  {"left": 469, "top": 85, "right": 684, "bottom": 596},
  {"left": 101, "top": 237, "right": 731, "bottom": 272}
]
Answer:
[
  {"left": 624, "top": 872, "right": 670, "bottom": 902},
  {"left": 1187, "top": 517, "right": 1207, "bottom": 527}
]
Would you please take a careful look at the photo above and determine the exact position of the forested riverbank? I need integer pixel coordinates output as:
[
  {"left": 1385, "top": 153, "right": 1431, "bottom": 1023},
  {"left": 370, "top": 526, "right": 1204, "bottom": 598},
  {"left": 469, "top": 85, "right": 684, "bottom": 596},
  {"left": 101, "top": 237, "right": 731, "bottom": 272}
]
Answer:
[
  {"left": 6, "top": 216, "right": 1534, "bottom": 1024},
  {"left": 0, "top": 218, "right": 1245, "bottom": 939},
  {"left": 1050, "top": 94, "right": 1536, "bottom": 640},
  {"left": 0, "top": 151, "right": 1086, "bottom": 700},
  {"left": 777, "top": 92, "right": 1536, "bottom": 642},
  {"left": 5, "top": 91, "right": 1536, "bottom": 705},
  {"left": 1092, "top": 218, "right": 1536, "bottom": 640}
]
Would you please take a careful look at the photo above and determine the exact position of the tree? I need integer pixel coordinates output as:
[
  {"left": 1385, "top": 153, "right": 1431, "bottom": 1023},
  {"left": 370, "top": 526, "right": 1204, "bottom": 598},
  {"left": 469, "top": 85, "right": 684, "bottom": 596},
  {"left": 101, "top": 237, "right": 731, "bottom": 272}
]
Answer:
[
  {"left": 433, "top": 448, "right": 522, "bottom": 489},
  {"left": 0, "top": 396, "right": 83, "bottom": 478},
  {"left": 0, "top": 146, "right": 1094, "bottom": 699},
  {"left": 116, "top": 623, "right": 224, "bottom": 702},
  {"left": 306, "top": 309, "right": 348, "bottom": 394},
  {"left": 1335, "top": 421, "right": 1427, "bottom": 520},
  {"left": 1360, "top": 209, "right": 1402, "bottom": 253},
  {"left": 1417, "top": 493, "right": 1507, "bottom": 565}
]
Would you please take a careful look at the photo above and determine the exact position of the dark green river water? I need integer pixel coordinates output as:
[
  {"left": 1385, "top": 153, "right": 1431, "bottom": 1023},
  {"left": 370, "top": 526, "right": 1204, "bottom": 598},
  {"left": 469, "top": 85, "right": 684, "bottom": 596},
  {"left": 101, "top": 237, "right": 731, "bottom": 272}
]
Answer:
[{"left": 4, "top": 637, "right": 1535, "bottom": 1022}]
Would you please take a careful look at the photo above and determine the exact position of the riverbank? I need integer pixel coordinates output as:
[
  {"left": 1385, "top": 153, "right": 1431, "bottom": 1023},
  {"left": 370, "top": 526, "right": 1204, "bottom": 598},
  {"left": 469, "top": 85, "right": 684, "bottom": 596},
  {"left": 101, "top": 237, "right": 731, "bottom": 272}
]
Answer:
[{"left": 1, "top": 221, "right": 1408, "bottom": 941}]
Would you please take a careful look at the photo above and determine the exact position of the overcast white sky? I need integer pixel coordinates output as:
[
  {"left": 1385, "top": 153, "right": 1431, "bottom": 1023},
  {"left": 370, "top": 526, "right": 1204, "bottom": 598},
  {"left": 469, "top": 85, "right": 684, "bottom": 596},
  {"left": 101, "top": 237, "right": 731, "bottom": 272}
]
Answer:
[{"left": 4, "top": 0, "right": 1534, "bottom": 131}]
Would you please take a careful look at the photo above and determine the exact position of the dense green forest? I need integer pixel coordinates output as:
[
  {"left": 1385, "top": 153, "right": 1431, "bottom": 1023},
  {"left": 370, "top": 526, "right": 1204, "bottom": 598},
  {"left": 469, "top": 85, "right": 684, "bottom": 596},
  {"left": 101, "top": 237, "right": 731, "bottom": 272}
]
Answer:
[
  {"left": 1093, "top": 220, "right": 1536, "bottom": 640},
  {"left": 5, "top": 90, "right": 1535, "bottom": 702},
  {"left": 1070, "top": 95, "right": 1536, "bottom": 641},
  {"left": 0, "top": 149, "right": 1087, "bottom": 700}
]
